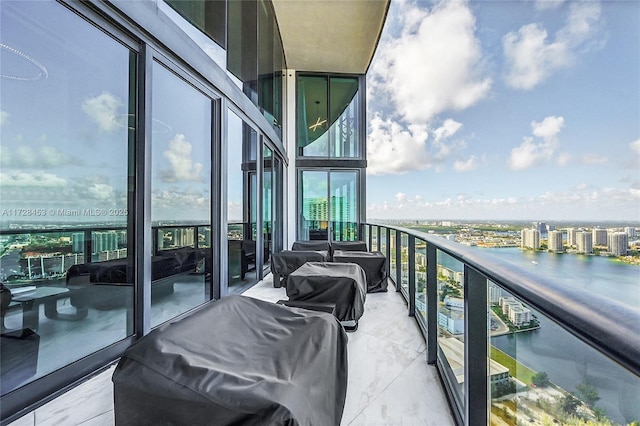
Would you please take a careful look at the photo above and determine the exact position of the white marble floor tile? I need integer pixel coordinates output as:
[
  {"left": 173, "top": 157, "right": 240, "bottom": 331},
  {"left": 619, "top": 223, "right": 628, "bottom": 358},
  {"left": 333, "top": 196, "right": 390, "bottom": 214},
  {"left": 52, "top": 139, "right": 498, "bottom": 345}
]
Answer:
[
  {"left": 77, "top": 410, "right": 114, "bottom": 426},
  {"left": 347, "top": 356, "right": 455, "bottom": 426},
  {"left": 341, "top": 333, "right": 422, "bottom": 425},
  {"left": 35, "top": 364, "right": 116, "bottom": 426},
  {"left": 8, "top": 276, "right": 455, "bottom": 426}
]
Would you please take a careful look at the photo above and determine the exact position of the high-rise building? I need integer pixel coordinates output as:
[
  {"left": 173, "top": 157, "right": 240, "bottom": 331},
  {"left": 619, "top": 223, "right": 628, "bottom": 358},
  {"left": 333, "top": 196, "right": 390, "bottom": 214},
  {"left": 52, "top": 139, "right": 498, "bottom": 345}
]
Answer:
[
  {"left": 93, "top": 231, "right": 118, "bottom": 254},
  {"left": 608, "top": 232, "right": 629, "bottom": 256},
  {"left": 532, "top": 222, "right": 547, "bottom": 237},
  {"left": 548, "top": 230, "right": 564, "bottom": 252},
  {"left": 521, "top": 229, "right": 540, "bottom": 249},
  {"left": 577, "top": 231, "right": 593, "bottom": 254},
  {"left": 625, "top": 227, "right": 637, "bottom": 238},
  {"left": 72, "top": 232, "right": 85, "bottom": 253},
  {"left": 566, "top": 228, "right": 577, "bottom": 247},
  {"left": 592, "top": 228, "right": 608, "bottom": 246}
]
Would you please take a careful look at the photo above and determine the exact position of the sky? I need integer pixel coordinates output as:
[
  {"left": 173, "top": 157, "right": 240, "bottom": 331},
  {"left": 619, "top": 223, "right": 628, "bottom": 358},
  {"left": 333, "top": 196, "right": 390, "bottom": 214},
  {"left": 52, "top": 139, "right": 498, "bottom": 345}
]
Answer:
[{"left": 366, "top": 0, "right": 640, "bottom": 222}]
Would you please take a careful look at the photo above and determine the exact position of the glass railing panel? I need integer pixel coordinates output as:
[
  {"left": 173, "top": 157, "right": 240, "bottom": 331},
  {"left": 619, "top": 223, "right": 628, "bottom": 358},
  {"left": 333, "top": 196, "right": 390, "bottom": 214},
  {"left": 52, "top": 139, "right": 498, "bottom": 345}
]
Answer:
[
  {"left": 371, "top": 227, "right": 378, "bottom": 252},
  {"left": 363, "top": 226, "right": 370, "bottom": 250},
  {"left": 379, "top": 227, "right": 387, "bottom": 257},
  {"left": 488, "top": 282, "right": 639, "bottom": 426},
  {"left": 400, "top": 232, "right": 409, "bottom": 294},
  {"left": 437, "top": 250, "right": 465, "bottom": 409},
  {"left": 389, "top": 230, "right": 397, "bottom": 285},
  {"left": 415, "top": 238, "right": 427, "bottom": 323}
]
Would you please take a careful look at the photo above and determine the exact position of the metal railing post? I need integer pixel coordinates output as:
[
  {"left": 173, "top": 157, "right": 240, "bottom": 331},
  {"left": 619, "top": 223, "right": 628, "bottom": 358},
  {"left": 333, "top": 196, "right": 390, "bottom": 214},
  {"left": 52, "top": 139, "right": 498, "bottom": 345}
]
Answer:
[
  {"left": 464, "top": 266, "right": 488, "bottom": 426},
  {"left": 408, "top": 234, "right": 415, "bottom": 317},
  {"left": 426, "top": 243, "right": 437, "bottom": 364}
]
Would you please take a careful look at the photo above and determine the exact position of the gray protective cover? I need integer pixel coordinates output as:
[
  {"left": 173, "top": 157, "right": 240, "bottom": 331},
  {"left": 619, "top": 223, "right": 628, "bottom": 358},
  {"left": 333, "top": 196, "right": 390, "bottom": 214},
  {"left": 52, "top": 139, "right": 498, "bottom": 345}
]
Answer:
[
  {"left": 286, "top": 262, "right": 366, "bottom": 322},
  {"left": 333, "top": 250, "right": 388, "bottom": 293},
  {"left": 112, "top": 295, "right": 348, "bottom": 426},
  {"left": 271, "top": 250, "right": 330, "bottom": 276}
]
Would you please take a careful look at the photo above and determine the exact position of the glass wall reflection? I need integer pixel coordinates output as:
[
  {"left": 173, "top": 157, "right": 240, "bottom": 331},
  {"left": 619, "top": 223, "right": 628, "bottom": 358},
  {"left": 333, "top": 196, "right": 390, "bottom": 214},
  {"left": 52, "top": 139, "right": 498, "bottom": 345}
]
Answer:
[
  {"left": 488, "top": 282, "right": 639, "bottom": 425},
  {"left": 297, "top": 75, "right": 360, "bottom": 158},
  {"left": 437, "top": 251, "right": 465, "bottom": 409},
  {"left": 150, "top": 62, "right": 211, "bottom": 328},
  {"left": 0, "top": 0, "right": 134, "bottom": 395},
  {"left": 226, "top": 110, "right": 258, "bottom": 290},
  {"left": 262, "top": 145, "right": 272, "bottom": 271}
]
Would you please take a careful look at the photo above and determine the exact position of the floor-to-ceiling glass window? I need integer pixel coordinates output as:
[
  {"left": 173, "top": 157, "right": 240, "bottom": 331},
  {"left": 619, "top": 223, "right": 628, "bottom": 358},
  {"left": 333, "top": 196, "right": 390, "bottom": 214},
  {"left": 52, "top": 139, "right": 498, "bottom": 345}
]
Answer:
[
  {"left": 150, "top": 62, "right": 211, "bottom": 328},
  {"left": 226, "top": 110, "right": 259, "bottom": 290},
  {"left": 297, "top": 75, "right": 360, "bottom": 158},
  {"left": 262, "top": 145, "right": 272, "bottom": 271},
  {"left": 0, "top": 0, "right": 135, "bottom": 394},
  {"left": 329, "top": 171, "right": 358, "bottom": 241},
  {"left": 299, "top": 171, "right": 329, "bottom": 240},
  {"left": 299, "top": 170, "right": 358, "bottom": 241}
]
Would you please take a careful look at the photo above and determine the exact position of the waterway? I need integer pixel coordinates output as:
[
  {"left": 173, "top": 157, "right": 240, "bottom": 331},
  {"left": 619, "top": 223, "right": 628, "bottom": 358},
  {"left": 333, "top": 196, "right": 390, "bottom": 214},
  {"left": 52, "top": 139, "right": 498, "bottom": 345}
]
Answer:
[{"left": 443, "top": 247, "right": 639, "bottom": 424}]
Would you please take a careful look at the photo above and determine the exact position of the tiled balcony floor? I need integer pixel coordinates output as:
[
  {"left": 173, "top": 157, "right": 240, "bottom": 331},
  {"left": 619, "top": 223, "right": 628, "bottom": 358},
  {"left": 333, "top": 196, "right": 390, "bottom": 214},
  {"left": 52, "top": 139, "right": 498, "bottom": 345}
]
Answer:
[{"left": 9, "top": 276, "right": 455, "bottom": 426}]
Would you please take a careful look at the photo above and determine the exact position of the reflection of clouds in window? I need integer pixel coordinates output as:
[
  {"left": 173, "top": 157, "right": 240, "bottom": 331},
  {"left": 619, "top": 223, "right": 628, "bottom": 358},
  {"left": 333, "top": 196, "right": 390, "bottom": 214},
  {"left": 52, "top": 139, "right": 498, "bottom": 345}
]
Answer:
[
  {"left": 0, "top": 110, "right": 9, "bottom": 125},
  {"left": 0, "top": 144, "right": 80, "bottom": 169},
  {"left": 160, "top": 134, "right": 204, "bottom": 182},
  {"left": 87, "top": 183, "right": 114, "bottom": 200},
  {"left": 227, "top": 201, "right": 242, "bottom": 222},
  {"left": 0, "top": 171, "right": 67, "bottom": 187},
  {"left": 81, "top": 91, "right": 124, "bottom": 132}
]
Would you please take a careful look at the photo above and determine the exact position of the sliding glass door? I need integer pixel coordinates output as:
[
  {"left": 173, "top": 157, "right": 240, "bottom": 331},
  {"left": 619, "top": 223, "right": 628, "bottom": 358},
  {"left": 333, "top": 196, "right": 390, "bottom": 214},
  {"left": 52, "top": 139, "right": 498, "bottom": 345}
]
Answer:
[{"left": 299, "top": 170, "right": 358, "bottom": 241}]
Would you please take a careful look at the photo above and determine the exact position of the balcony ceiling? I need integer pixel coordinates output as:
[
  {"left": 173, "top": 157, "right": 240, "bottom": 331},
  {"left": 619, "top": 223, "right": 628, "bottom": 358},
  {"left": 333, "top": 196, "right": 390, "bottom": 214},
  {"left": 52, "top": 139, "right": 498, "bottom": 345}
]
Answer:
[{"left": 272, "top": 0, "right": 390, "bottom": 74}]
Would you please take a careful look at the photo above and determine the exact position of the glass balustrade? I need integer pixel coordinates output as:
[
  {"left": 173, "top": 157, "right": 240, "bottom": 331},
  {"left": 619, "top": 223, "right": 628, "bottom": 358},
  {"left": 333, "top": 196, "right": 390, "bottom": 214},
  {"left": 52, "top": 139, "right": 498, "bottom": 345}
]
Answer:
[{"left": 362, "top": 222, "right": 639, "bottom": 425}]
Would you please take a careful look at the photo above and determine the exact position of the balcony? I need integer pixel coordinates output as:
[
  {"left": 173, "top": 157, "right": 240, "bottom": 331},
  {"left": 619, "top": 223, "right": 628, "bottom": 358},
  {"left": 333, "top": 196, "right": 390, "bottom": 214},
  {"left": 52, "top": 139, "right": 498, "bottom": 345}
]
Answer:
[
  {"left": 2, "top": 223, "right": 638, "bottom": 425},
  {"left": 4, "top": 273, "right": 454, "bottom": 426}
]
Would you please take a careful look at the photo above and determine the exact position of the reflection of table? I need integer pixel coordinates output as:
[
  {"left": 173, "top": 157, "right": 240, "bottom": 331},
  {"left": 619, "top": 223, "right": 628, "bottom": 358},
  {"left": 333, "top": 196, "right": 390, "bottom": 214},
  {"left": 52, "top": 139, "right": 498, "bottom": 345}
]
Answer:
[
  {"left": 4, "top": 287, "right": 87, "bottom": 331},
  {"left": 333, "top": 250, "right": 388, "bottom": 293},
  {"left": 287, "top": 262, "right": 366, "bottom": 324},
  {"left": 271, "top": 250, "right": 330, "bottom": 288}
]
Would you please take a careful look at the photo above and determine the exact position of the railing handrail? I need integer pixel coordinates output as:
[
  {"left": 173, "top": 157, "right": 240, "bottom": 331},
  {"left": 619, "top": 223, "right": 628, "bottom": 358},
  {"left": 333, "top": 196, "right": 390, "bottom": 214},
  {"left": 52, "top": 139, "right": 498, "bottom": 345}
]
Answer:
[{"left": 366, "top": 221, "right": 640, "bottom": 377}]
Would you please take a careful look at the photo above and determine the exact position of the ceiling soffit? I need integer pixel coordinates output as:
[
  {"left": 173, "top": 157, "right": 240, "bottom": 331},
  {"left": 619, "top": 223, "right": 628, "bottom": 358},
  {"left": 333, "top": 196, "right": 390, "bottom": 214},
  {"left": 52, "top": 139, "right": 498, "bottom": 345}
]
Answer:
[{"left": 272, "top": 0, "right": 390, "bottom": 74}]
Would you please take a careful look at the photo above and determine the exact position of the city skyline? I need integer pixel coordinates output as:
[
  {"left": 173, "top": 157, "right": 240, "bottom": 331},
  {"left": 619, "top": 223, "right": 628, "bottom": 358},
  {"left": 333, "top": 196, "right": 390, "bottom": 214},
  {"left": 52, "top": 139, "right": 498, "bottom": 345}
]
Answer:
[{"left": 366, "top": 0, "right": 640, "bottom": 222}]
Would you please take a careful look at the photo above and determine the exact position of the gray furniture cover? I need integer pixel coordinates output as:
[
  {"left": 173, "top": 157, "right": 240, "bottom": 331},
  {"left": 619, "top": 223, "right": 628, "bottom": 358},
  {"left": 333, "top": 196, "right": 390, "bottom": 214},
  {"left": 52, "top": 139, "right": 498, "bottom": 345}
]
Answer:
[
  {"left": 271, "top": 250, "right": 330, "bottom": 288},
  {"left": 112, "top": 295, "right": 348, "bottom": 426},
  {"left": 287, "top": 262, "right": 366, "bottom": 322},
  {"left": 333, "top": 250, "right": 388, "bottom": 293},
  {"left": 331, "top": 240, "right": 368, "bottom": 252},
  {"left": 291, "top": 240, "right": 331, "bottom": 252}
]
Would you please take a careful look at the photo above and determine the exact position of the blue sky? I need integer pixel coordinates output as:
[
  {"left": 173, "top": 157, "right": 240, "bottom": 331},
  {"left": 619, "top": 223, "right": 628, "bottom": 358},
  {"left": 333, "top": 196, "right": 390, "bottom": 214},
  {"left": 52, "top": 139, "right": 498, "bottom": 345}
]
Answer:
[{"left": 366, "top": 0, "right": 640, "bottom": 222}]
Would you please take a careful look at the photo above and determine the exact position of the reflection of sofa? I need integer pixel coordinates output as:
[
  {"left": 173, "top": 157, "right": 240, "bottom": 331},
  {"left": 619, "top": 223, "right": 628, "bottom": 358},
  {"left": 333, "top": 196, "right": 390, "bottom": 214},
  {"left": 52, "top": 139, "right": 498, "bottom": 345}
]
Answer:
[
  {"left": 65, "top": 248, "right": 211, "bottom": 309},
  {"left": 228, "top": 240, "right": 258, "bottom": 282}
]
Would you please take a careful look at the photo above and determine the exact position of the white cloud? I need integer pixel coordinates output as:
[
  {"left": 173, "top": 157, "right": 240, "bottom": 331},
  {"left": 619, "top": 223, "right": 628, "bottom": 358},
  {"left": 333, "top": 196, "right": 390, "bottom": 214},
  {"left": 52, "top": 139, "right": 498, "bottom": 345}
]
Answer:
[
  {"left": 433, "top": 119, "right": 463, "bottom": 142},
  {"left": 508, "top": 116, "right": 565, "bottom": 170},
  {"left": 0, "top": 145, "right": 76, "bottom": 169},
  {"left": 556, "top": 152, "right": 572, "bottom": 166},
  {"left": 581, "top": 154, "right": 607, "bottom": 165},
  {"left": 503, "top": 1, "right": 602, "bottom": 90},
  {"left": 161, "top": 134, "right": 204, "bottom": 182},
  {"left": 367, "top": 115, "right": 430, "bottom": 175},
  {"left": 0, "top": 171, "right": 68, "bottom": 187},
  {"left": 82, "top": 92, "right": 124, "bottom": 132},
  {"left": 535, "top": 0, "right": 565, "bottom": 10},
  {"left": 87, "top": 183, "right": 115, "bottom": 200},
  {"left": 368, "top": 114, "right": 469, "bottom": 175},
  {"left": 369, "top": 1, "right": 491, "bottom": 122},
  {"left": 630, "top": 139, "right": 640, "bottom": 156},
  {"left": 454, "top": 155, "right": 478, "bottom": 172},
  {"left": 0, "top": 110, "right": 9, "bottom": 125},
  {"left": 367, "top": 186, "right": 640, "bottom": 220}
]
